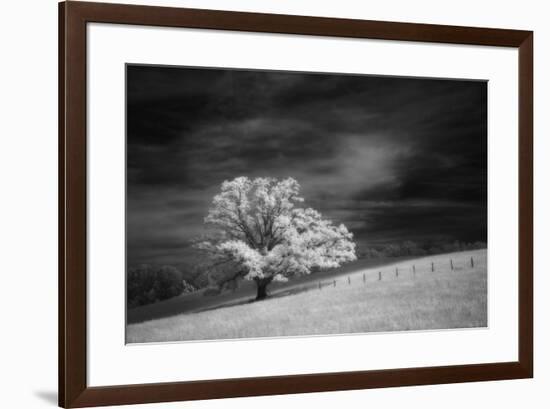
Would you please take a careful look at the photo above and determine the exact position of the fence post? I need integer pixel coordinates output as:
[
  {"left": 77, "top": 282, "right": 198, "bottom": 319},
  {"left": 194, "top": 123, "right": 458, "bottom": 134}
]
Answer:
[
  {"left": 431, "top": 261, "right": 434, "bottom": 272},
  {"left": 333, "top": 279, "right": 336, "bottom": 287},
  {"left": 450, "top": 259, "right": 454, "bottom": 270},
  {"left": 348, "top": 276, "right": 351, "bottom": 285},
  {"left": 378, "top": 271, "right": 382, "bottom": 281},
  {"left": 363, "top": 273, "right": 366, "bottom": 284},
  {"left": 413, "top": 264, "right": 416, "bottom": 276},
  {"left": 395, "top": 267, "right": 398, "bottom": 278},
  {"left": 471, "top": 257, "right": 474, "bottom": 268}
]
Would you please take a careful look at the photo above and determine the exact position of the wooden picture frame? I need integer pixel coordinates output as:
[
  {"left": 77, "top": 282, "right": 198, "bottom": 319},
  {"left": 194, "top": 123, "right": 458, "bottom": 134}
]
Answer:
[{"left": 59, "top": 1, "right": 533, "bottom": 407}]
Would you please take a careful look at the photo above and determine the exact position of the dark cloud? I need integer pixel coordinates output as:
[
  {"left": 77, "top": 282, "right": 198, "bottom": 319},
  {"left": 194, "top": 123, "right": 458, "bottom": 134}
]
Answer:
[{"left": 126, "top": 64, "right": 487, "bottom": 267}]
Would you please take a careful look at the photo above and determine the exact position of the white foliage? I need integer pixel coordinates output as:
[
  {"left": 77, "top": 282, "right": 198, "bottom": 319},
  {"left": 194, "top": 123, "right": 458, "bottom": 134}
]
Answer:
[{"left": 198, "top": 177, "right": 356, "bottom": 282}]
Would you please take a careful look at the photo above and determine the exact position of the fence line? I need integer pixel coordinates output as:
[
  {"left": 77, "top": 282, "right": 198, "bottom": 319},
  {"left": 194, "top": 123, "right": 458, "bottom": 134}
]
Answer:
[{"left": 313, "top": 255, "right": 478, "bottom": 291}]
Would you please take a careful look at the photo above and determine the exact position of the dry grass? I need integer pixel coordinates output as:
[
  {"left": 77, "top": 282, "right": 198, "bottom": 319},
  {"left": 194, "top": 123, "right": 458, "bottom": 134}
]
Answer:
[{"left": 126, "top": 249, "right": 487, "bottom": 343}]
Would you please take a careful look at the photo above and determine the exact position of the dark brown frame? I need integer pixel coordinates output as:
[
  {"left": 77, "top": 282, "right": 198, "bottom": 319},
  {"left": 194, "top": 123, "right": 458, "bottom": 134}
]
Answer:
[{"left": 59, "top": 1, "right": 533, "bottom": 407}]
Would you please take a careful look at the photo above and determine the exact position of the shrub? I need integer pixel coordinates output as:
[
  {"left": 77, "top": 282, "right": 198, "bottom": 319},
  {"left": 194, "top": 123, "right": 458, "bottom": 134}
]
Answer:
[{"left": 127, "top": 264, "right": 195, "bottom": 308}]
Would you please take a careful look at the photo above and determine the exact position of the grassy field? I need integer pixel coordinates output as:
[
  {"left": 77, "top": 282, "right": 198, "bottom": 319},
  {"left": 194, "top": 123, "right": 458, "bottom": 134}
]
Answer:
[
  {"left": 126, "top": 254, "right": 422, "bottom": 324},
  {"left": 126, "top": 249, "right": 487, "bottom": 343}
]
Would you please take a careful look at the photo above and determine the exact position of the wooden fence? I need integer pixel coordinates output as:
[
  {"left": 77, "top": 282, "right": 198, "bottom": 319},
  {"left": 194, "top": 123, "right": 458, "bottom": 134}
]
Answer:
[{"left": 314, "top": 256, "right": 477, "bottom": 290}]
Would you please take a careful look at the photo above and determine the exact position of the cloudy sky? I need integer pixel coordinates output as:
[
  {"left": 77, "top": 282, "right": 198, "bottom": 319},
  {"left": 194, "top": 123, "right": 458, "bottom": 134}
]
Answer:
[{"left": 126, "top": 65, "right": 487, "bottom": 267}]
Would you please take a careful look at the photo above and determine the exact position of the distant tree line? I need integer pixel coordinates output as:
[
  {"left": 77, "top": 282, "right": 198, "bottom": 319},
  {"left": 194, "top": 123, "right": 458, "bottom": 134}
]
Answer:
[
  {"left": 127, "top": 265, "right": 196, "bottom": 308},
  {"left": 357, "top": 240, "right": 487, "bottom": 259}
]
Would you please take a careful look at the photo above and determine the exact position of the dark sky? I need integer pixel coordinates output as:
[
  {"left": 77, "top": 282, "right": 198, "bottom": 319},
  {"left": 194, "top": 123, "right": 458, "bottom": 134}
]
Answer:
[{"left": 126, "top": 65, "right": 487, "bottom": 267}]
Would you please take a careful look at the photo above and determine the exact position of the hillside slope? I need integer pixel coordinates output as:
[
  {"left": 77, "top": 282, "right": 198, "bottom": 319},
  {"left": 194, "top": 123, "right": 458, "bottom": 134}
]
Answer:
[{"left": 127, "top": 249, "right": 487, "bottom": 343}]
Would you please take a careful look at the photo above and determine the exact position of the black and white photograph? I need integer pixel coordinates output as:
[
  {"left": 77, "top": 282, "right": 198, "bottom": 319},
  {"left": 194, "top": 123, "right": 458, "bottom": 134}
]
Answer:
[
  {"left": 1, "top": 0, "right": 542, "bottom": 407},
  {"left": 125, "top": 64, "right": 488, "bottom": 343}
]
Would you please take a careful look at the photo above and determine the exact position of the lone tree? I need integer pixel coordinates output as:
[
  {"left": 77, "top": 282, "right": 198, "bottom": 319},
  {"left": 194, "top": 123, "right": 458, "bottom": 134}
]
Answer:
[{"left": 195, "top": 177, "right": 356, "bottom": 300}]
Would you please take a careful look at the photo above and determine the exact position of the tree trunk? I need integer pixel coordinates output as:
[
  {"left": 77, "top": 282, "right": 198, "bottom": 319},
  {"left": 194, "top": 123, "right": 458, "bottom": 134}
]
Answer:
[{"left": 255, "top": 277, "right": 272, "bottom": 301}]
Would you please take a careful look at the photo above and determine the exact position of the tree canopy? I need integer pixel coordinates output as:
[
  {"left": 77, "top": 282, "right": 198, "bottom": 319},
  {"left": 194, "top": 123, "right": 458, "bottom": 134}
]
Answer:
[{"left": 195, "top": 177, "right": 356, "bottom": 299}]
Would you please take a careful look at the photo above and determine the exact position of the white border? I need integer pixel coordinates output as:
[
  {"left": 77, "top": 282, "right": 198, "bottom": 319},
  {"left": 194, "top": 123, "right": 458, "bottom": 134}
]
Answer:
[{"left": 87, "top": 23, "right": 518, "bottom": 387}]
